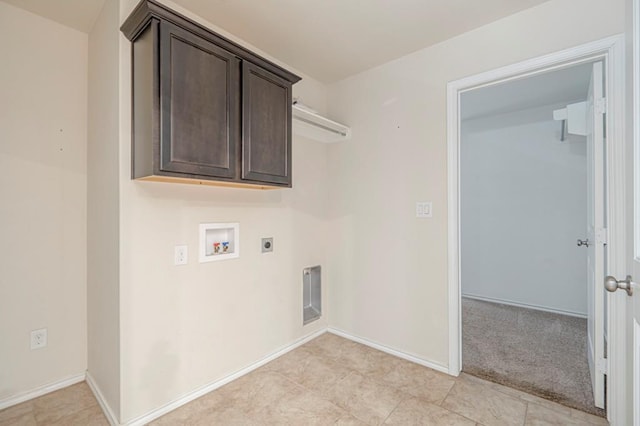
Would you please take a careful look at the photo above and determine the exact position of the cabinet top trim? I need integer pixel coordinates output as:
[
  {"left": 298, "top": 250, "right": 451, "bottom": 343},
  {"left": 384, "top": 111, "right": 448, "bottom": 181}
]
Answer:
[{"left": 121, "top": 0, "right": 302, "bottom": 84}]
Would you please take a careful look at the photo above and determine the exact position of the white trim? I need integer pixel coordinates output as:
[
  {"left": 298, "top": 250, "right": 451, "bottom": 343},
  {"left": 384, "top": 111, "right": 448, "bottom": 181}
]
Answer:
[
  {"left": 634, "top": 2, "right": 640, "bottom": 426},
  {"left": 125, "top": 328, "right": 326, "bottom": 426},
  {"left": 446, "top": 35, "right": 627, "bottom": 423},
  {"left": 86, "top": 372, "right": 119, "bottom": 426},
  {"left": 328, "top": 327, "right": 449, "bottom": 374},
  {"left": 447, "top": 76, "right": 462, "bottom": 376},
  {"left": 603, "top": 33, "right": 628, "bottom": 426},
  {"left": 588, "top": 330, "right": 596, "bottom": 381},
  {"left": 634, "top": 319, "right": 640, "bottom": 426},
  {"left": 634, "top": 0, "right": 640, "bottom": 264},
  {"left": 461, "top": 293, "right": 587, "bottom": 319},
  {"left": 451, "top": 36, "right": 621, "bottom": 94},
  {"left": 0, "top": 373, "right": 86, "bottom": 411}
]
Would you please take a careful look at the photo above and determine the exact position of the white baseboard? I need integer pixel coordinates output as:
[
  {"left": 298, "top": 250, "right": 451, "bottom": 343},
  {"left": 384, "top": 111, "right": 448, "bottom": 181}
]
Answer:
[
  {"left": 86, "top": 372, "right": 119, "bottom": 426},
  {"left": 327, "top": 327, "right": 449, "bottom": 375},
  {"left": 125, "top": 328, "right": 327, "bottom": 426},
  {"left": 0, "top": 372, "right": 86, "bottom": 411},
  {"left": 462, "top": 293, "right": 587, "bottom": 319}
]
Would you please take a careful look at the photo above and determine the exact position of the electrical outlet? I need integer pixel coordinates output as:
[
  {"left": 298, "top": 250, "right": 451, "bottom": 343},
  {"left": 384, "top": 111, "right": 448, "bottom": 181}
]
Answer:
[
  {"left": 31, "top": 328, "right": 47, "bottom": 350},
  {"left": 262, "top": 237, "right": 273, "bottom": 253},
  {"left": 174, "top": 245, "right": 188, "bottom": 265}
]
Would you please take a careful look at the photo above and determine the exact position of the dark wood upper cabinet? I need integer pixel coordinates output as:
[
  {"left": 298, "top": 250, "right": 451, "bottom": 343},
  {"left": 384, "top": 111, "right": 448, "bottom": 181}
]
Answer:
[
  {"left": 242, "top": 62, "right": 292, "bottom": 185},
  {"left": 160, "top": 21, "right": 239, "bottom": 179},
  {"left": 121, "top": 0, "right": 300, "bottom": 189}
]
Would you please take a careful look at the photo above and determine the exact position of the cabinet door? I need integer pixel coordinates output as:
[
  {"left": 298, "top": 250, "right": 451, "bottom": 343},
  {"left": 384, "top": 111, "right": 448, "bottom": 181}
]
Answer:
[
  {"left": 159, "top": 21, "right": 240, "bottom": 178},
  {"left": 242, "top": 62, "right": 292, "bottom": 186}
]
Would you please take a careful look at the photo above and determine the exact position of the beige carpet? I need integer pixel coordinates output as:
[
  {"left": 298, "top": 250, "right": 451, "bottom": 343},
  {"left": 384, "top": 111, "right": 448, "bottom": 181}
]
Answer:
[{"left": 462, "top": 297, "right": 606, "bottom": 417}]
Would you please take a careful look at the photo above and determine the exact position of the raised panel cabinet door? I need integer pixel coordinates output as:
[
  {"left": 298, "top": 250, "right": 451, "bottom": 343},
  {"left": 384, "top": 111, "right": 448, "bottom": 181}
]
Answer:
[
  {"left": 160, "top": 21, "right": 240, "bottom": 178},
  {"left": 242, "top": 62, "right": 292, "bottom": 186}
]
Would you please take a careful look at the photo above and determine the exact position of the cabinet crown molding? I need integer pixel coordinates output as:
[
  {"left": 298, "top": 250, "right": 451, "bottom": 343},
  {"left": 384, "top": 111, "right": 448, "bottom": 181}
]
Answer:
[{"left": 121, "top": 0, "right": 301, "bottom": 84}]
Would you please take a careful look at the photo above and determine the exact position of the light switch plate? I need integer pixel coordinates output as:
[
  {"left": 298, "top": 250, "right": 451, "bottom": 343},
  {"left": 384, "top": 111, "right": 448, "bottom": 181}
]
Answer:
[{"left": 416, "top": 202, "right": 432, "bottom": 218}]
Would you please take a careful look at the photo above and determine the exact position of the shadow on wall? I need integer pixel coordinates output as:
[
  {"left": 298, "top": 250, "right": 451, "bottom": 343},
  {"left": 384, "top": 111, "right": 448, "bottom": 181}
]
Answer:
[
  {"left": 132, "top": 180, "right": 284, "bottom": 206},
  {"left": 139, "top": 340, "right": 180, "bottom": 411}
]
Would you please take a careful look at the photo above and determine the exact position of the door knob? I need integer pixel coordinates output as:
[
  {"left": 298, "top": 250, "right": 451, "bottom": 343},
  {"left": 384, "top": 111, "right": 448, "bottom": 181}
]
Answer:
[
  {"left": 604, "top": 275, "right": 634, "bottom": 296},
  {"left": 577, "top": 239, "right": 591, "bottom": 247}
]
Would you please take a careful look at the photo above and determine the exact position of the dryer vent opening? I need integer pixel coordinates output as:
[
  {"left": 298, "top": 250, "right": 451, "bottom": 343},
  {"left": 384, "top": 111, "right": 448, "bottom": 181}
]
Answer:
[{"left": 303, "top": 266, "right": 321, "bottom": 325}]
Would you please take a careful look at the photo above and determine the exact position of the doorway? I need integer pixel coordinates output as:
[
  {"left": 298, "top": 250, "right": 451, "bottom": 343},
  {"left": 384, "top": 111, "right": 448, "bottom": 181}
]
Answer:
[
  {"left": 458, "top": 61, "right": 603, "bottom": 415},
  {"left": 446, "top": 35, "right": 628, "bottom": 424}
]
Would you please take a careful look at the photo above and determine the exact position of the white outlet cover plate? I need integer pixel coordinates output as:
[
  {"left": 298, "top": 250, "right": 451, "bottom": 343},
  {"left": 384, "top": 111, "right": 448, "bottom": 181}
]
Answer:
[
  {"left": 416, "top": 202, "right": 432, "bottom": 218},
  {"left": 30, "top": 328, "right": 47, "bottom": 350},
  {"left": 174, "top": 245, "right": 188, "bottom": 265}
]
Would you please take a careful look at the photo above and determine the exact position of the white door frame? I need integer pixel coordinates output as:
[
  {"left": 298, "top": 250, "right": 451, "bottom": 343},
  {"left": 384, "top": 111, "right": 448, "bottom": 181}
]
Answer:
[{"left": 446, "top": 35, "right": 627, "bottom": 423}]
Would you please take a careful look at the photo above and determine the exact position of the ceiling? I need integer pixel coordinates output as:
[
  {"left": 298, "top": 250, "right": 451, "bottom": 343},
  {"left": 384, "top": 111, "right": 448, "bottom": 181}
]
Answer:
[
  {"left": 461, "top": 62, "right": 594, "bottom": 121},
  {"left": 4, "top": 0, "right": 551, "bottom": 83}
]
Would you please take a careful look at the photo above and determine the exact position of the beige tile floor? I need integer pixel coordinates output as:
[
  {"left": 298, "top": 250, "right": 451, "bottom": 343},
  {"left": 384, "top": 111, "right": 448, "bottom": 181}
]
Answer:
[
  {"left": 0, "top": 333, "right": 609, "bottom": 425},
  {"left": 0, "top": 381, "right": 107, "bottom": 426}
]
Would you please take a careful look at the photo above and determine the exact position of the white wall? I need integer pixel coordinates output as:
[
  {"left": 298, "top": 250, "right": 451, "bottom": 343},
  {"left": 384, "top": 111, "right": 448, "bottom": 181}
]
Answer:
[
  {"left": 326, "top": 0, "right": 625, "bottom": 368},
  {"left": 0, "top": 2, "right": 88, "bottom": 401},
  {"left": 460, "top": 105, "right": 588, "bottom": 316},
  {"left": 117, "top": 0, "right": 330, "bottom": 421},
  {"left": 87, "top": 0, "right": 121, "bottom": 419}
]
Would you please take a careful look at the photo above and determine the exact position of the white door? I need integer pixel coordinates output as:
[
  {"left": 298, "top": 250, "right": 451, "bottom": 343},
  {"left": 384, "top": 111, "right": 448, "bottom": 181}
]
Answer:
[
  {"left": 630, "top": 187, "right": 640, "bottom": 423},
  {"left": 628, "top": 3, "right": 640, "bottom": 422},
  {"left": 617, "top": 44, "right": 640, "bottom": 424},
  {"left": 586, "top": 61, "right": 606, "bottom": 409},
  {"left": 631, "top": 231, "right": 640, "bottom": 424},
  {"left": 624, "top": 0, "right": 640, "bottom": 426}
]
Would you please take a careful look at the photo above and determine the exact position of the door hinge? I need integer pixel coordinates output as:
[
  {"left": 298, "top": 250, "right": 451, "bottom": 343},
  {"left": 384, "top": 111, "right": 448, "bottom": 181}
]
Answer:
[
  {"left": 596, "top": 227, "right": 608, "bottom": 245},
  {"left": 597, "top": 357, "right": 609, "bottom": 374},
  {"left": 595, "top": 97, "right": 607, "bottom": 114}
]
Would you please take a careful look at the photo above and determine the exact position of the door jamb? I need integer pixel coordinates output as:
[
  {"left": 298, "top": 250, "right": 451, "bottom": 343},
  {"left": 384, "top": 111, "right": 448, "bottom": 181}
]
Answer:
[{"left": 446, "top": 35, "right": 627, "bottom": 424}]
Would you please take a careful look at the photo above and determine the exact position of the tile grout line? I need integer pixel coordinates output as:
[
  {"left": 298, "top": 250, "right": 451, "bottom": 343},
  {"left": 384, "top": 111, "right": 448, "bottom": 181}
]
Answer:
[
  {"left": 308, "top": 337, "right": 466, "bottom": 423},
  {"left": 251, "top": 369, "right": 357, "bottom": 425},
  {"left": 436, "top": 378, "right": 479, "bottom": 424},
  {"left": 464, "top": 372, "right": 607, "bottom": 421},
  {"left": 380, "top": 394, "right": 410, "bottom": 425},
  {"left": 268, "top": 367, "right": 357, "bottom": 422},
  {"left": 328, "top": 370, "right": 388, "bottom": 425},
  {"left": 272, "top": 342, "right": 419, "bottom": 425},
  {"left": 438, "top": 379, "right": 457, "bottom": 406}
]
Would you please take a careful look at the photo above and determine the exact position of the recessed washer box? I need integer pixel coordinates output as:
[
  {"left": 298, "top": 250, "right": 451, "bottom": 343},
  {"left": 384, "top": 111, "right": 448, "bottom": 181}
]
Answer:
[{"left": 199, "top": 223, "right": 239, "bottom": 262}]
